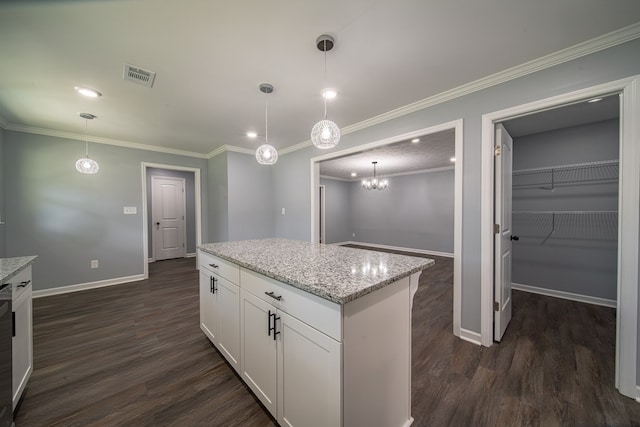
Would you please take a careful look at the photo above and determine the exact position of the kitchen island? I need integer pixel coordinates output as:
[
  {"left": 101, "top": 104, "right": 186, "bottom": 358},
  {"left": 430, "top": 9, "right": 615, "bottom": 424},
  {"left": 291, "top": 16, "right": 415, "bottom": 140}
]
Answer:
[{"left": 198, "top": 239, "right": 434, "bottom": 427}]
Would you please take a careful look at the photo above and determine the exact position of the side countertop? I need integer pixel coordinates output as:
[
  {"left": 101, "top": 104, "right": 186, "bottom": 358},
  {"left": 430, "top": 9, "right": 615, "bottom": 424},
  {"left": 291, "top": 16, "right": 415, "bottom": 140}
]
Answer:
[
  {"left": 0, "top": 256, "right": 37, "bottom": 285},
  {"left": 198, "top": 239, "right": 434, "bottom": 304}
]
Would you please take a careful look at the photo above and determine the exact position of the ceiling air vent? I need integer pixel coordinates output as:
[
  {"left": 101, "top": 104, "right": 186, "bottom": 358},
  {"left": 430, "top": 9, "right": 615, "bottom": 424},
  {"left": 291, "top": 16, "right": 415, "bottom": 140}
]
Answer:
[{"left": 123, "top": 63, "right": 156, "bottom": 88}]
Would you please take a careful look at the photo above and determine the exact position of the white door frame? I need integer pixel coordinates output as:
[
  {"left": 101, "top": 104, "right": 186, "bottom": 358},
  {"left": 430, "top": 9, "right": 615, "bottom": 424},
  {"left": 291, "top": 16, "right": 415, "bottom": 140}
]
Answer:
[
  {"left": 319, "top": 184, "right": 326, "bottom": 244},
  {"left": 141, "top": 162, "right": 202, "bottom": 279},
  {"left": 480, "top": 76, "right": 639, "bottom": 399},
  {"left": 310, "top": 119, "right": 464, "bottom": 338}
]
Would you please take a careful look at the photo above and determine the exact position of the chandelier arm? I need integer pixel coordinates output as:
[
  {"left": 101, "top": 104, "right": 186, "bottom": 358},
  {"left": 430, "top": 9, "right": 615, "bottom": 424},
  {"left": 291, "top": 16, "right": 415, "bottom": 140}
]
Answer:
[{"left": 323, "top": 39, "right": 328, "bottom": 119}]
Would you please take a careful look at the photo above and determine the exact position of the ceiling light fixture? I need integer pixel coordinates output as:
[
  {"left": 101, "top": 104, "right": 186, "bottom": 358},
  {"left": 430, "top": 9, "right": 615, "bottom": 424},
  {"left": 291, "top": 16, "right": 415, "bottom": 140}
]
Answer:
[
  {"left": 322, "top": 89, "right": 337, "bottom": 99},
  {"left": 450, "top": 157, "right": 456, "bottom": 162},
  {"left": 311, "top": 34, "right": 340, "bottom": 149},
  {"left": 75, "top": 113, "right": 99, "bottom": 174},
  {"left": 75, "top": 86, "right": 102, "bottom": 98},
  {"left": 255, "top": 83, "right": 278, "bottom": 165},
  {"left": 362, "top": 161, "right": 388, "bottom": 191},
  {"left": 246, "top": 131, "right": 258, "bottom": 138},
  {"left": 411, "top": 138, "right": 420, "bottom": 143},
  {"left": 351, "top": 172, "right": 357, "bottom": 177},
  {"left": 588, "top": 97, "right": 603, "bottom": 103}
]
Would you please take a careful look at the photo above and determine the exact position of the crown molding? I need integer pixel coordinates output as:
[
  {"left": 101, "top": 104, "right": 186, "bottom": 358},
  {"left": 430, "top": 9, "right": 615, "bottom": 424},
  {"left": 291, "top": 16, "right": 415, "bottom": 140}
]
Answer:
[
  {"left": 206, "top": 144, "right": 255, "bottom": 159},
  {"left": 280, "top": 22, "right": 640, "bottom": 157},
  {"left": 321, "top": 165, "right": 455, "bottom": 182},
  {"left": 3, "top": 122, "right": 208, "bottom": 159}
]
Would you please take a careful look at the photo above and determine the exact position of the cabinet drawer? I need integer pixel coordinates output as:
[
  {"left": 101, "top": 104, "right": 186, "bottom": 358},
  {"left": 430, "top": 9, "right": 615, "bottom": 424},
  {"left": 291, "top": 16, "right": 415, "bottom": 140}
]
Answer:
[
  {"left": 199, "top": 251, "right": 239, "bottom": 284},
  {"left": 9, "top": 266, "right": 32, "bottom": 302},
  {"left": 241, "top": 268, "right": 342, "bottom": 341}
]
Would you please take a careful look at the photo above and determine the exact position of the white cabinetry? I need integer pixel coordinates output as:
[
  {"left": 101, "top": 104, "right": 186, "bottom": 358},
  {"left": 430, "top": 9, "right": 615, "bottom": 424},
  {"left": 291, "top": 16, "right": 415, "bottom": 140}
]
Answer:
[
  {"left": 198, "top": 248, "right": 420, "bottom": 427},
  {"left": 198, "top": 252, "right": 240, "bottom": 372},
  {"left": 240, "top": 269, "right": 341, "bottom": 427},
  {"left": 11, "top": 266, "right": 33, "bottom": 410}
]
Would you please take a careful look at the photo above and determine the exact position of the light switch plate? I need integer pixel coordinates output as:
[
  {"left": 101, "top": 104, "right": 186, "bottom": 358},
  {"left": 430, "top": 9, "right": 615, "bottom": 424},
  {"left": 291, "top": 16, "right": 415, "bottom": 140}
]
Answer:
[{"left": 123, "top": 207, "right": 137, "bottom": 215}]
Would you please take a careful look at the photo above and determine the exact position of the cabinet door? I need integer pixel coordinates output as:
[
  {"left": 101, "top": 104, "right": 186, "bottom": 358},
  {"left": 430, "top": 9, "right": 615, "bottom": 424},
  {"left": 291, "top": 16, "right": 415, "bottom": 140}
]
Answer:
[
  {"left": 199, "top": 270, "right": 217, "bottom": 343},
  {"left": 277, "top": 310, "right": 341, "bottom": 427},
  {"left": 215, "top": 276, "right": 240, "bottom": 372},
  {"left": 12, "top": 289, "right": 33, "bottom": 410},
  {"left": 240, "top": 290, "right": 277, "bottom": 416}
]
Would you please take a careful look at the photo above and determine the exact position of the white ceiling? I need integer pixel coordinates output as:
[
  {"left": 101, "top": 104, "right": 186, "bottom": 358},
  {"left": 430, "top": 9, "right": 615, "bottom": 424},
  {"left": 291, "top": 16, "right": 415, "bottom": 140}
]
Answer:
[
  {"left": 320, "top": 129, "right": 455, "bottom": 180},
  {"left": 0, "top": 1, "right": 639, "bottom": 157}
]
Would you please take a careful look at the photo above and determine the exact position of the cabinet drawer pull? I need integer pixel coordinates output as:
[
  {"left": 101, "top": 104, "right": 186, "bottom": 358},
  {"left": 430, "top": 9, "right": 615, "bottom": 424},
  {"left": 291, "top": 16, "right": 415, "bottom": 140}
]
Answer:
[
  {"left": 209, "top": 263, "right": 219, "bottom": 269},
  {"left": 268, "top": 310, "right": 274, "bottom": 337},
  {"left": 267, "top": 310, "right": 280, "bottom": 340},
  {"left": 264, "top": 291, "right": 282, "bottom": 301},
  {"left": 210, "top": 276, "right": 217, "bottom": 294},
  {"left": 17, "top": 280, "right": 31, "bottom": 288}
]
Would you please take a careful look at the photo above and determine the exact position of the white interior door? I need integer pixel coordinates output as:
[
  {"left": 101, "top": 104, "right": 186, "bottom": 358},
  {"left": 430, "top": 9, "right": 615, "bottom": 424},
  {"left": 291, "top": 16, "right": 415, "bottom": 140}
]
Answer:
[
  {"left": 494, "top": 123, "right": 513, "bottom": 341},
  {"left": 152, "top": 176, "right": 186, "bottom": 261}
]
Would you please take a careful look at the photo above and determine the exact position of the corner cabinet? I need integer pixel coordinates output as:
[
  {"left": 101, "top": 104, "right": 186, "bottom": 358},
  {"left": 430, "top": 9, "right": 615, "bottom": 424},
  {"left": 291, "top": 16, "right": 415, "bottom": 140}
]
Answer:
[
  {"left": 198, "top": 252, "right": 240, "bottom": 373},
  {"left": 11, "top": 266, "right": 33, "bottom": 410},
  {"left": 198, "top": 249, "right": 419, "bottom": 427}
]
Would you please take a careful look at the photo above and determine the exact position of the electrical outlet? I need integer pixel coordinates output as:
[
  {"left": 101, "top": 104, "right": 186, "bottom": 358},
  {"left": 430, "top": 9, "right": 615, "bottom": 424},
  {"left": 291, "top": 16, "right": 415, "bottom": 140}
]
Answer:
[
  {"left": 282, "top": 208, "right": 286, "bottom": 215},
  {"left": 352, "top": 233, "right": 356, "bottom": 237},
  {"left": 91, "top": 260, "right": 99, "bottom": 269},
  {"left": 123, "top": 207, "right": 137, "bottom": 215}
]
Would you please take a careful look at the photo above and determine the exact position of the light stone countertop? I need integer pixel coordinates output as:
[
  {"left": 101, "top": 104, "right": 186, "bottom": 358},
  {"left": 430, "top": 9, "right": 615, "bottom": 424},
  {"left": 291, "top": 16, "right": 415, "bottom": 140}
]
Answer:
[
  {"left": 0, "top": 256, "right": 37, "bottom": 285},
  {"left": 198, "top": 239, "right": 434, "bottom": 304}
]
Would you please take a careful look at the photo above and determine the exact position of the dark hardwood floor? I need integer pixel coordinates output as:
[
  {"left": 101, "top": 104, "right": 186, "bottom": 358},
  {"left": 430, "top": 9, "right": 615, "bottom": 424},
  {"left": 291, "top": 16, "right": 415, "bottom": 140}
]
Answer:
[{"left": 15, "top": 249, "right": 640, "bottom": 426}]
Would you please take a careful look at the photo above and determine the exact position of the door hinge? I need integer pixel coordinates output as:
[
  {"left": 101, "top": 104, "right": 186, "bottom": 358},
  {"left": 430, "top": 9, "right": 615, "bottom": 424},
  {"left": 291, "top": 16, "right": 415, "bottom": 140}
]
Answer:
[
  {"left": 494, "top": 145, "right": 501, "bottom": 156},
  {"left": 494, "top": 301, "right": 499, "bottom": 311},
  {"left": 494, "top": 223, "right": 500, "bottom": 234}
]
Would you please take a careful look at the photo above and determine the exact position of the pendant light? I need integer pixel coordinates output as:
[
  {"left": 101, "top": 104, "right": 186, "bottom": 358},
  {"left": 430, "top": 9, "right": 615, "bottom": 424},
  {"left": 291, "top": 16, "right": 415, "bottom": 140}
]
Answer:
[
  {"left": 255, "top": 83, "right": 279, "bottom": 165},
  {"left": 75, "top": 113, "right": 99, "bottom": 174},
  {"left": 362, "top": 161, "right": 388, "bottom": 190},
  {"left": 310, "top": 34, "right": 340, "bottom": 149}
]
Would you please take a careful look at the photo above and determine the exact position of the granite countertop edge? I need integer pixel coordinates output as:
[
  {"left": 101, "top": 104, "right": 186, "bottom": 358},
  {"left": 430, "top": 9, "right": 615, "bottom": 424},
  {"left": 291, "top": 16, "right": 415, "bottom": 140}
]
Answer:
[
  {"left": 199, "top": 242, "right": 434, "bottom": 305},
  {"left": 0, "top": 256, "right": 38, "bottom": 285}
]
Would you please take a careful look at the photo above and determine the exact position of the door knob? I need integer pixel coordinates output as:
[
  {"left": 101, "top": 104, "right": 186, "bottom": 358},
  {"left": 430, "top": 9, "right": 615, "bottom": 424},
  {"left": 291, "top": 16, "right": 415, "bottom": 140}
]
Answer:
[{"left": 511, "top": 235, "right": 519, "bottom": 241}]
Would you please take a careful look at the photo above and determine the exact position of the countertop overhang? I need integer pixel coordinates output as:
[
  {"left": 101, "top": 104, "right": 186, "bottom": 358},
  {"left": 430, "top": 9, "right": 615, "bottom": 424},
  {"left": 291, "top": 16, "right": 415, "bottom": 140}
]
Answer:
[
  {"left": 198, "top": 239, "right": 434, "bottom": 304},
  {"left": 0, "top": 256, "right": 37, "bottom": 285}
]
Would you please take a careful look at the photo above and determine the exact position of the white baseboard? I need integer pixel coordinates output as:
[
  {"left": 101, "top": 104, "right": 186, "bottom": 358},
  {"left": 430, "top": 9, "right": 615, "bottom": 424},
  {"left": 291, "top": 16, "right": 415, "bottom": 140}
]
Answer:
[
  {"left": 33, "top": 274, "right": 146, "bottom": 298},
  {"left": 511, "top": 282, "right": 616, "bottom": 308},
  {"left": 148, "top": 257, "right": 154, "bottom": 263},
  {"left": 334, "top": 241, "right": 454, "bottom": 258},
  {"left": 459, "top": 328, "right": 482, "bottom": 345},
  {"left": 186, "top": 252, "right": 196, "bottom": 258},
  {"left": 636, "top": 385, "right": 640, "bottom": 403}
]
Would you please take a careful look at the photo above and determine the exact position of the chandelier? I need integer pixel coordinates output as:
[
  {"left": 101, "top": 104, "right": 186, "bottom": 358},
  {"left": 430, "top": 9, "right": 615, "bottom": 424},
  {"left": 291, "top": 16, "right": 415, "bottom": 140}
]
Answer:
[
  {"left": 310, "top": 34, "right": 340, "bottom": 149},
  {"left": 75, "top": 113, "right": 99, "bottom": 174},
  {"left": 361, "top": 161, "right": 388, "bottom": 190}
]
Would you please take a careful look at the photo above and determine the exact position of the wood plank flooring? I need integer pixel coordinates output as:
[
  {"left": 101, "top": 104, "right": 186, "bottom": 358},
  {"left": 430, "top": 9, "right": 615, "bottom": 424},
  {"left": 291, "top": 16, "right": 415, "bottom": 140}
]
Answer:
[{"left": 15, "top": 249, "right": 640, "bottom": 426}]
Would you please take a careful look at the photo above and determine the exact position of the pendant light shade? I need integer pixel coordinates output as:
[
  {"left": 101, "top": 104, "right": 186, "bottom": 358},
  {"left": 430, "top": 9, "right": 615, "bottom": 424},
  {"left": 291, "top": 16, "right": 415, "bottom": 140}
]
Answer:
[
  {"left": 76, "top": 113, "right": 99, "bottom": 174},
  {"left": 255, "top": 83, "right": 278, "bottom": 165},
  {"left": 311, "top": 34, "right": 340, "bottom": 149}
]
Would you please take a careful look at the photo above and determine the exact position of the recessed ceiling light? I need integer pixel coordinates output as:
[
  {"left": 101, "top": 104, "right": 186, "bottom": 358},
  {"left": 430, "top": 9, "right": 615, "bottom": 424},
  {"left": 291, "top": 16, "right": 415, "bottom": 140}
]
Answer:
[
  {"left": 588, "top": 97, "right": 602, "bottom": 103},
  {"left": 246, "top": 131, "right": 258, "bottom": 138},
  {"left": 411, "top": 138, "right": 420, "bottom": 143},
  {"left": 351, "top": 172, "right": 357, "bottom": 177},
  {"left": 322, "top": 89, "right": 337, "bottom": 99},
  {"left": 450, "top": 157, "right": 456, "bottom": 162},
  {"left": 75, "top": 86, "right": 102, "bottom": 98}
]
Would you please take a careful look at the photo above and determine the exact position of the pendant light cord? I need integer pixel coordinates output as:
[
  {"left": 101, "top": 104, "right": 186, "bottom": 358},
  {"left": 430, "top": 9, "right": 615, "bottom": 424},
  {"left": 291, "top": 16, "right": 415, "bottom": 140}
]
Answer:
[
  {"left": 264, "top": 95, "right": 269, "bottom": 143},
  {"left": 84, "top": 118, "right": 89, "bottom": 157},
  {"left": 323, "top": 39, "right": 328, "bottom": 119}
]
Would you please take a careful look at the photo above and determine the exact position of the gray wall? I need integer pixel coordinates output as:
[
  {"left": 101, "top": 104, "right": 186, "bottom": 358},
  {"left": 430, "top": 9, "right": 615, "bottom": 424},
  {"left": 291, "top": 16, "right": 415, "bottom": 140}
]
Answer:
[
  {"left": 270, "top": 38, "right": 640, "bottom": 336},
  {"left": 321, "top": 170, "right": 455, "bottom": 253},
  {"left": 0, "top": 128, "right": 5, "bottom": 257},
  {"left": 320, "top": 178, "right": 351, "bottom": 243},
  {"left": 227, "top": 152, "right": 274, "bottom": 241},
  {"left": 512, "top": 120, "right": 619, "bottom": 300},
  {"left": 208, "top": 152, "right": 229, "bottom": 243},
  {"left": 349, "top": 170, "right": 454, "bottom": 253},
  {"left": 146, "top": 167, "right": 197, "bottom": 256},
  {"left": 3, "top": 131, "right": 207, "bottom": 291}
]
